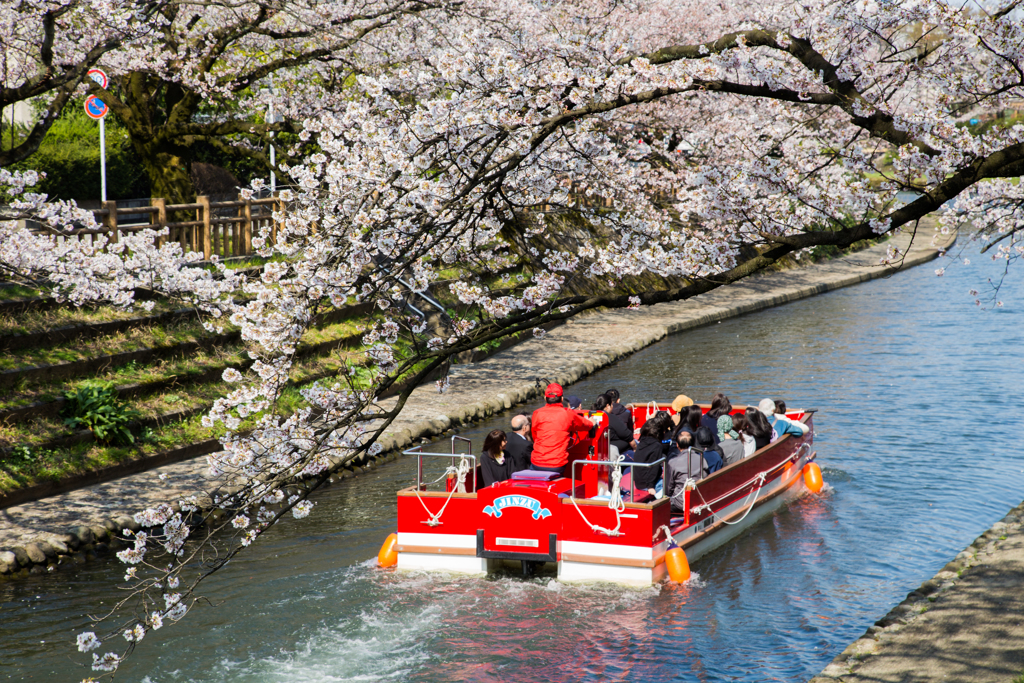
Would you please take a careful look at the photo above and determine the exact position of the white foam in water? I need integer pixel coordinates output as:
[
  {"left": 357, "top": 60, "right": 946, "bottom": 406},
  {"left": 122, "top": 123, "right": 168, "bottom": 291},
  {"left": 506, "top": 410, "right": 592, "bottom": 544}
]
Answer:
[{"left": 241, "top": 603, "right": 442, "bottom": 682}]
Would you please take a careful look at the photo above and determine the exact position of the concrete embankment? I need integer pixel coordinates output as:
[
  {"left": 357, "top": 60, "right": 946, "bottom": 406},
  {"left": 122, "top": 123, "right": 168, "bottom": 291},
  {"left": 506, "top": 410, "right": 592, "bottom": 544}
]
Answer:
[
  {"left": 0, "top": 230, "right": 946, "bottom": 578},
  {"left": 809, "top": 500, "right": 1024, "bottom": 682}
]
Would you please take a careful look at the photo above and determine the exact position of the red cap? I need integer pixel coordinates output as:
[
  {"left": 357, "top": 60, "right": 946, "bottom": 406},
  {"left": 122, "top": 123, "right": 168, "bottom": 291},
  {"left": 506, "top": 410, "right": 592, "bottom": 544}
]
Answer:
[{"left": 544, "top": 383, "right": 563, "bottom": 398}]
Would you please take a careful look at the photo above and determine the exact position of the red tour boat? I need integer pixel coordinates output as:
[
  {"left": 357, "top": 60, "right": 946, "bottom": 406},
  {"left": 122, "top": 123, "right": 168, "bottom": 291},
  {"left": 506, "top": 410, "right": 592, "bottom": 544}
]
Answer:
[{"left": 382, "top": 402, "right": 820, "bottom": 585}]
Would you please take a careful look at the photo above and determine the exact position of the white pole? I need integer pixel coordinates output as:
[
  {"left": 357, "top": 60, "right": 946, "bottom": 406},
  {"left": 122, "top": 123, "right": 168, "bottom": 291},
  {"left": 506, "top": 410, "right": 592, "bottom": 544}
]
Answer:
[
  {"left": 268, "top": 76, "right": 276, "bottom": 194},
  {"left": 99, "top": 115, "right": 107, "bottom": 202}
]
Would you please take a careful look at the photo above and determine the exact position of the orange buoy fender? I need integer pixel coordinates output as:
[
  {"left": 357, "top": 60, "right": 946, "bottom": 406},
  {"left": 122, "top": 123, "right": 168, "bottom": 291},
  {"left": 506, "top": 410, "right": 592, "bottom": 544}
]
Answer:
[
  {"left": 378, "top": 532, "right": 398, "bottom": 567},
  {"left": 665, "top": 541, "right": 691, "bottom": 583},
  {"left": 803, "top": 462, "right": 824, "bottom": 493}
]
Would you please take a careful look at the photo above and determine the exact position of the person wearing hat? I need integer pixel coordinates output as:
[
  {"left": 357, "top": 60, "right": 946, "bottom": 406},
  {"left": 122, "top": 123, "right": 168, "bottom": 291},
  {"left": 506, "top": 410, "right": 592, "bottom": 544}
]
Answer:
[
  {"left": 669, "top": 394, "right": 694, "bottom": 438},
  {"left": 530, "top": 383, "right": 596, "bottom": 475},
  {"left": 757, "top": 398, "right": 808, "bottom": 439}
]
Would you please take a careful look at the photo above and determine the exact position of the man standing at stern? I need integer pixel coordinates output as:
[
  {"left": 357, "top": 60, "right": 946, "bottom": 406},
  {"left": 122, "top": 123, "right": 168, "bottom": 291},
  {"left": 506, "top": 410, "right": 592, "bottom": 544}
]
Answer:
[{"left": 530, "top": 383, "right": 595, "bottom": 476}]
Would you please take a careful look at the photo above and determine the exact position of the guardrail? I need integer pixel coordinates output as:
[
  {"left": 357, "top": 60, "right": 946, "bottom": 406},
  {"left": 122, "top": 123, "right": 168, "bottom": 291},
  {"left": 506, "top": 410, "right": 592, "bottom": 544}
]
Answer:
[{"left": 26, "top": 194, "right": 288, "bottom": 259}]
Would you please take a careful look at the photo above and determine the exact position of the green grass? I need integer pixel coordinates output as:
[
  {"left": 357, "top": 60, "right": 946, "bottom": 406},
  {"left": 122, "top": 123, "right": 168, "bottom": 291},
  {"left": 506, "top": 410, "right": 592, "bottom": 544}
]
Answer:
[
  {"left": 0, "top": 285, "right": 43, "bottom": 302},
  {"left": 0, "top": 299, "right": 183, "bottom": 336}
]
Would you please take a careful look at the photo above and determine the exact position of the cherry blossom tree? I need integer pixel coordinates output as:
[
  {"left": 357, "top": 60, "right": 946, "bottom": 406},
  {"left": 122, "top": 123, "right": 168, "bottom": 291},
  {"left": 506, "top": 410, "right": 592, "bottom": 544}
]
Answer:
[
  {"left": 0, "top": 0, "right": 155, "bottom": 167},
  {"left": 78, "top": 0, "right": 451, "bottom": 204},
  {"left": 2, "top": 0, "right": 1023, "bottom": 676}
]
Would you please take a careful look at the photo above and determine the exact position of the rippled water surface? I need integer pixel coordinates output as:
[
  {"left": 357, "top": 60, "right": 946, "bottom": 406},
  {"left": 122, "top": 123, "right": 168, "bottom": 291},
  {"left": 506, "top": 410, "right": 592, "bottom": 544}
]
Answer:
[{"left": 2, "top": 252, "right": 1023, "bottom": 682}]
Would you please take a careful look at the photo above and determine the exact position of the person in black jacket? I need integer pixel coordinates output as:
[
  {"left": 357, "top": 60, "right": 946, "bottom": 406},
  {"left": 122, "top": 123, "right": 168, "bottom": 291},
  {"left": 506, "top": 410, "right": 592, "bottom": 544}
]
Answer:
[
  {"left": 744, "top": 407, "right": 773, "bottom": 451},
  {"left": 605, "top": 388, "right": 634, "bottom": 435},
  {"left": 504, "top": 414, "right": 533, "bottom": 472},
  {"left": 480, "top": 429, "right": 514, "bottom": 487},
  {"left": 595, "top": 394, "right": 634, "bottom": 457},
  {"left": 700, "top": 394, "right": 732, "bottom": 444},
  {"left": 630, "top": 411, "right": 672, "bottom": 497}
]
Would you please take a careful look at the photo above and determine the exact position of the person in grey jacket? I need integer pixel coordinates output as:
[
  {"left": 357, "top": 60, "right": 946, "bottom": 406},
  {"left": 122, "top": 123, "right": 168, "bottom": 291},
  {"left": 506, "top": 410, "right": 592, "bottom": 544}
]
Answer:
[
  {"left": 716, "top": 415, "right": 745, "bottom": 467},
  {"left": 665, "top": 432, "right": 712, "bottom": 514}
]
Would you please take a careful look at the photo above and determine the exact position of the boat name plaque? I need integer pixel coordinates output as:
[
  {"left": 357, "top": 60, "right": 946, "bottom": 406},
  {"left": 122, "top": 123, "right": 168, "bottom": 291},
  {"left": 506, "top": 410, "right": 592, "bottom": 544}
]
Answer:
[{"left": 483, "top": 495, "right": 552, "bottom": 520}]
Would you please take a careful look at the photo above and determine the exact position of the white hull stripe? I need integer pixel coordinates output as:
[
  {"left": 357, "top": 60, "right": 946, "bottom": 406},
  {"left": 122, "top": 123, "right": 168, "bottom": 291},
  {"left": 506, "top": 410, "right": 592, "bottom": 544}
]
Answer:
[
  {"left": 560, "top": 540, "right": 666, "bottom": 561},
  {"left": 398, "top": 532, "right": 476, "bottom": 549}
]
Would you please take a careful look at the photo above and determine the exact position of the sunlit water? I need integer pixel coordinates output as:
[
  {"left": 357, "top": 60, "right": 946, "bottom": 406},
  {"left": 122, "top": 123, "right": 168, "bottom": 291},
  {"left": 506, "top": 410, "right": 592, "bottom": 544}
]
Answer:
[{"left": 2, "top": 251, "right": 1023, "bottom": 682}]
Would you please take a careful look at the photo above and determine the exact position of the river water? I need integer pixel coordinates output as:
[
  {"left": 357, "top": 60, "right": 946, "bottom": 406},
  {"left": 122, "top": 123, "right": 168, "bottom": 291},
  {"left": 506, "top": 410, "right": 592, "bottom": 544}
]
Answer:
[{"left": 2, "top": 249, "right": 1023, "bottom": 682}]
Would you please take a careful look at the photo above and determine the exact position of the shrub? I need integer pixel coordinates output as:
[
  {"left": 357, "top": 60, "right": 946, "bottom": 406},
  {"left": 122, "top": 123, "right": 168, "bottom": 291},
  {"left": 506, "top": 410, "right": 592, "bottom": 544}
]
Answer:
[
  {"left": 61, "top": 383, "right": 140, "bottom": 444},
  {"left": 7, "top": 105, "right": 150, "bottom": 201}
]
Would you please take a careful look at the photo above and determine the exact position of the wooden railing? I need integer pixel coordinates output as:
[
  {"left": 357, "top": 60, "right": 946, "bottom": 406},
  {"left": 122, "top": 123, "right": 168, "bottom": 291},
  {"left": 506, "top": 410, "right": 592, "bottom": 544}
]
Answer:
[{"left": 37, "top": 195, "right": 285, "bottom": 259}]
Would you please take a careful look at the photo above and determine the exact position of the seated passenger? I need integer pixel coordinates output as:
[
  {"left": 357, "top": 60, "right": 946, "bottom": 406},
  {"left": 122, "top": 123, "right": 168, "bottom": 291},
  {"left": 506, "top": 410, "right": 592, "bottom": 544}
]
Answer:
[
  {"left": 745, "top": 407, "right": 774, "bottom": 450},
  {"left": 504, "top": 414, "right": 533, "bottom": 472},
  {"left": 605, "top": 388, "right": 634, "bottom": 435},
  {"left": 730, "top": 414, "right": 757, "bottom": 457},
  {"left": 772, "top": 399, "right": 808, "bottom": 433},
  {"left": 700, "top": 394, "right": 732, "bottom": 444},
  {"left": 758, "top": 398, "right": 809, "bottom": 438},
  {"left": 694, "top": 426, "right": 724, "bottom": 475},
  {"left": 716, "top": 415, "right": 744, "bottom": 466},
  {"left": 674, "top": 404, "right": 703, "bottom": 442},
  {"left": 595, "top": 393, "right": 635, "bottom": 458},
  {"left": 565, "top": 395, "right": 583, "bottom": 410},
  {"left": 665, "top": 432, "right": 708, "bottom": 514},
  {"left": 481, "top": 429, "right": 513, "bottom": 487},
  {"left": 629, "top": 411, "right": 672, "bottom": 498},
  {"left": 669, "top": 394, "right": 694, "bottom": 435}
]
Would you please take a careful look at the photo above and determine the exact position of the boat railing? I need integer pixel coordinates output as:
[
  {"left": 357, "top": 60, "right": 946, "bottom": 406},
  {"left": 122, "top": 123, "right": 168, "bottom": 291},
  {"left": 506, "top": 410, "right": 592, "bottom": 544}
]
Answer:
[
  {"left": 568, "top": 457, "right": 667, "bottom": 503},
  {"left": 402, "top": 435, "right": 477, "bottom": 493}
]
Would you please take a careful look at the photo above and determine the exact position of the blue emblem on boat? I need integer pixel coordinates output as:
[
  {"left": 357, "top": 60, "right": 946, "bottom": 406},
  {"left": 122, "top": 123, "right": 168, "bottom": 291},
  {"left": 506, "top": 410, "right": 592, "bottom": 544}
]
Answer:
[{"left": 483, "top": 495, "right": 552, "bottom": 520}]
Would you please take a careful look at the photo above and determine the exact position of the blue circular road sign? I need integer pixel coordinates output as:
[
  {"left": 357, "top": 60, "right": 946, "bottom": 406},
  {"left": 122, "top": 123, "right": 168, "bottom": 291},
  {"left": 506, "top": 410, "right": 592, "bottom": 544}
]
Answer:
[{"left": 85, "top": 95, "right": 108, "bottom": 119}]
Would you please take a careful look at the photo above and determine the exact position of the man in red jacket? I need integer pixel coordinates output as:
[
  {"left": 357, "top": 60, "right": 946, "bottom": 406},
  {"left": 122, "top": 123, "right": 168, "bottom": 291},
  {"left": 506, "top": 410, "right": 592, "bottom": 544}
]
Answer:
[{"left": 530, "top": 383, "right": 595, "bottom": 475}]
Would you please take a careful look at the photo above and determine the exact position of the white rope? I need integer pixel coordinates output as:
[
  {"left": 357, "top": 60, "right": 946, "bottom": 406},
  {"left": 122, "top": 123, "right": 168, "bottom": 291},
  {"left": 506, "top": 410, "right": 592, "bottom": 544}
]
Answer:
[
  {"left": 699, "top": 472, "right": 767, "bottom": 526},
  {"left": 653, "top": 524, "right": 674, "bottom": 545},
  {"left": 569, "top": 447, "right": 626, "bottom": 537},
  {"left": 414, "top": 456, "right": 470, "bottom": 527}
]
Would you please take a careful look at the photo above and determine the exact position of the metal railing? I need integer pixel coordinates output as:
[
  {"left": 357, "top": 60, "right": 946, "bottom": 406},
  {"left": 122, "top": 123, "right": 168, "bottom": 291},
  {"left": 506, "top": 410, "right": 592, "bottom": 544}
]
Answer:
[
  {"left": 569, "top": 456, "right": 667, "bottom": 503},
  {"left": 403, "top": 435, "right": 477, "bottom": 493}
]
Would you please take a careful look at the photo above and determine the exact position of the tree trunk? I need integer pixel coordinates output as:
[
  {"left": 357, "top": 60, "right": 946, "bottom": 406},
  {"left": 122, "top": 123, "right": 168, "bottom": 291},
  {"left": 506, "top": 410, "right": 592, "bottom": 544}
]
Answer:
[{"left": 134, "top": 143, "right": 196, "bottom": 206}]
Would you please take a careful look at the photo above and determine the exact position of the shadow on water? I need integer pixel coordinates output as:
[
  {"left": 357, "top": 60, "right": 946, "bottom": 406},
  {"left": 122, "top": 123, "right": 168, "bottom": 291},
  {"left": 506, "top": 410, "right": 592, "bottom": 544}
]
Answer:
[{"left": 2, "top": 252, "right": 1023, "bottom": 682}]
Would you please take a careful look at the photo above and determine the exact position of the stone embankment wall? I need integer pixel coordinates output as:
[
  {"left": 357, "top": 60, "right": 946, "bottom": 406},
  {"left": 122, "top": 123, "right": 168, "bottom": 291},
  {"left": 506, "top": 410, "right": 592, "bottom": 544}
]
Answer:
[
  {"left": 0, "top": 230, "right": 947, "bottom": 579},
  {"left": 810, "top": 500, "right": 1024, "bottom": 683}
]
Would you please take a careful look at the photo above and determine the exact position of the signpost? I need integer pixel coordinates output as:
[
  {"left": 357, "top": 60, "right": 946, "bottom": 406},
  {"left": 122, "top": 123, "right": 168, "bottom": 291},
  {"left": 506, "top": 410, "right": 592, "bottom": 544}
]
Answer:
[
  {"left": 267, "top": 75, "right": 277, "bottom": 194},
  {"left": 85, "top": 68, "right": 109, "bottom": 202}
]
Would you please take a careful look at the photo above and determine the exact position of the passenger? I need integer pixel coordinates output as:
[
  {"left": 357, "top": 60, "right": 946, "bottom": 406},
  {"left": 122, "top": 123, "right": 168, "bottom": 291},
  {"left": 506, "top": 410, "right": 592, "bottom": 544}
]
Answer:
[
  {"left": 693, "top": 426, "right": 724, "bottom": 474},
  {"left": 669, "top": 394, "right": 694, "bottom": 436},
  {"left": 730, "top": 414, "right": 757, "bottom": 457},
  {"left": 674, "top": 404, "right": 703, "bottom": 441},
  {"left": 772, "top": 399, "right": 808, "bottom": 434},
  {"left": 565, "top": 395, "right": 583, "bottom": 410},
  {"left": 605, "top": 388, "right": 634, "bottom": 434},
  {"left": 758, "top": 398, "right": 809, "bottom": 438},
  {"left": 595, "top": 394, "right": 635, "bottom": 458},
  {"left": 530, "top": 383, "right": 595, "bottom": 476},
  {"left": 629, "top": 411, "right": 672, "bottom": 498},
  {"left": 700, "top": 393, "right": 732, "bottom": 444},
  {"left": 480, "top": 429, "right": 513, "bottom": 487},
  {"left": 716, "top": 415, "right": 744, "bottom": 466},
  {"left": 504, "top": 413, "right": 533, "bottom": 472},
  {"left": 744, "top": 407, "right": 774, "bottom": 450},
  {"left": 665, "top": 431, "right": 707, "bottom": 514}
]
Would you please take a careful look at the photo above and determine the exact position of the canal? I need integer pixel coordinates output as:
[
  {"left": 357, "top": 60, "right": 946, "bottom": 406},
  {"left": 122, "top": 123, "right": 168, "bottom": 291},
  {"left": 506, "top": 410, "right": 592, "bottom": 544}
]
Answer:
[{"left": 2, "top": 249, "right": 1022, "bottom": 682}]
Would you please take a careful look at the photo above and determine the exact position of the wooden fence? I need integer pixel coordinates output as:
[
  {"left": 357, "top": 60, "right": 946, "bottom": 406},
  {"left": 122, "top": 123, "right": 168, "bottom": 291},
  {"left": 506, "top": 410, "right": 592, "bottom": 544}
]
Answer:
[{"left": 50, "top": 195, "right": 285, "bottom": 259}]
